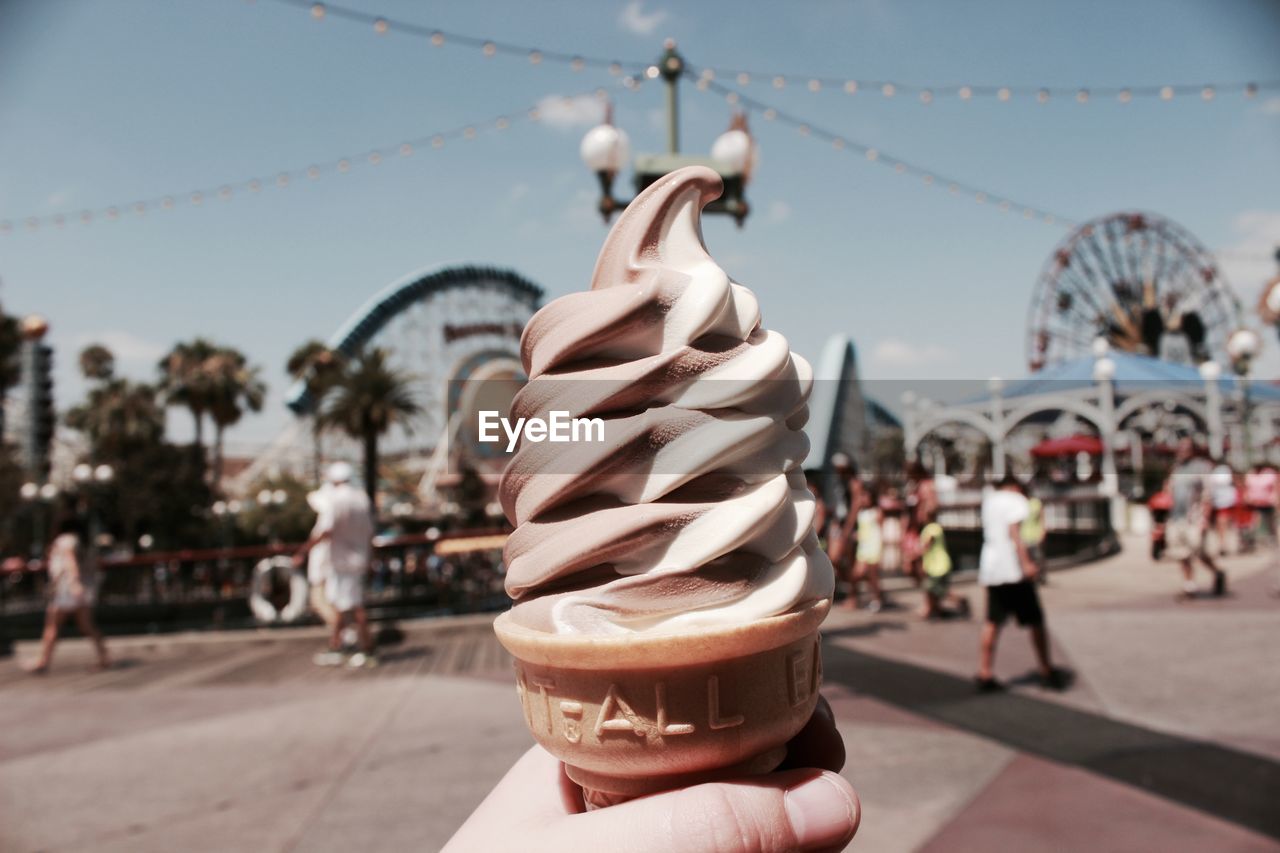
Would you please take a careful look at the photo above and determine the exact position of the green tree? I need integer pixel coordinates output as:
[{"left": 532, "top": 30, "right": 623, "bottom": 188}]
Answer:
[
  {"left": 237, "top": 473, "right": 315, "bottom": 545},
  {"left": 78, "top": 343, "right": 115, "bottom": 382},
  {"left": 0, "top": 306, "right": 22, "bottom": 444},
  {"left": 65, "top": 379, "right": 166, "bottom": 461},
  {"left": 206, "top": 347, "right": 266, "bottom": 488},
  {"left": 0, "top": 442, "right": 28, "bottom": 556},
  {"left": 320, "top": 348, "right": 419, "bottom": 509},
  {"left": 157, "top": 338, "right": 218, "bottom": 455},
  {"left": 65, "top": 344, "right": 211, "bottom": 550},
  {"left": 286, "top": 339, "right": 343, "bottom": 484}
]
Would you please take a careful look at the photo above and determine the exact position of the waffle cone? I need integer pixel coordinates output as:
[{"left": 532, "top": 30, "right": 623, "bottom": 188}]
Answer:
[{"left": 494, "top": 600, "right": 829, "bottom": 808}]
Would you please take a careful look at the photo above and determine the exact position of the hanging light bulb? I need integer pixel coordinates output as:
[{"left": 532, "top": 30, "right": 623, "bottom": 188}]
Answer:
[
  {"left": 710, "top": 112, "right": 758, "bottom": 183},
  {"left": 579, "top": 101, "right": 630, "bottom": 175}
]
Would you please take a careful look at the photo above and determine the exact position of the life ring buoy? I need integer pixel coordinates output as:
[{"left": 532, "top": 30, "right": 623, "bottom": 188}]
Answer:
[{"left": 249, "top": 556, "right": 309, "bottom": 624}]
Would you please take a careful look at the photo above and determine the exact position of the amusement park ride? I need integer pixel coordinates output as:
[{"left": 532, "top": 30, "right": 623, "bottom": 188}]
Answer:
[
  {"left": 1026, "top": 211, "right": 1244, "bottom": 372},
  {"left": 231, "top": 264, "right": 542, "bottom": 509}
]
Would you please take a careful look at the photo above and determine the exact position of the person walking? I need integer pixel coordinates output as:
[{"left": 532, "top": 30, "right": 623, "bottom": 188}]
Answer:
[
  {"left": 1243, "top": 462, "right": 1277, "bottom": 549},
  {"left": 852, "top": 484, "right": 886, "bottom": 612},
  {"left": 1022, "top": 491, "right": 1047, "bottom": 584},
  {"left": 1165, "top": 438, "right": 1226, "bottom": 599},
  {"left": 304, "top": 484, "right": 340, "bottom": 641},
  {"left": 917, "top": 509, "right": 969, "bottom": 620},
  {"left": 827, "top": 466, "right": 862, "bottom": 607},
  {"left": 294, "top": 462, "right": 377, "bottom": 668},
  {"left": 26, "top": 518, "right": 110, "bottom": 674},
  {"left": 975, "top": 476, "right": 1064, "bottom": 691},
  {"left": 1209, "top": 458, "right": 1237, "bottom": 556}
]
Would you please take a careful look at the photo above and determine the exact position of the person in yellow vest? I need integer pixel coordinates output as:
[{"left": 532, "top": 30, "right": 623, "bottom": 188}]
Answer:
[
  {"left": 918, "top": 511, "right": 971, "bottom": 619},
  {"left": 1022, "top": 494, "right": 1047, "bottom": 585}
]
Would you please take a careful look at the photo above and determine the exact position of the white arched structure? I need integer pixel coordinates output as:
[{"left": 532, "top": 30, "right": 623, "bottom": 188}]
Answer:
[{"left": 904, "top": 350, "right": 1280, "bottom": 485}]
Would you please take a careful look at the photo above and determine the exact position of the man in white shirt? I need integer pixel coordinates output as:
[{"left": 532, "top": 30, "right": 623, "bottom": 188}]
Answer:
[
  {"left": 305, "top": 483, "right": 338, "bottom": 635},
  {"left": 295, "top": 463, "right": 377, "bottom": 668},
  {"left": 976, "top": 476, "right": 1063, "bottom": 691}
]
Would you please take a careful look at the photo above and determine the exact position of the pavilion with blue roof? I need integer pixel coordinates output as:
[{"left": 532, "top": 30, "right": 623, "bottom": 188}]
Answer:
[{"left": 903, "top": 345, "right": 1280, "bottom": 491}]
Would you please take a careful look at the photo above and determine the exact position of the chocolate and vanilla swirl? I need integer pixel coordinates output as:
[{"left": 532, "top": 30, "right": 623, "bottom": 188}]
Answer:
[{"left": 499, "top": 166, "right": 834, "bottom": 635}]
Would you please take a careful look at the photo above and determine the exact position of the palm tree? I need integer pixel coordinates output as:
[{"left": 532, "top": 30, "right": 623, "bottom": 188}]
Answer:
[
  {"left": 66, "top": 379, "right": 166, "bottom": 462},
  {"left": 157, "top": 338, "right": 218, "bottom": 456},
  {"left": 319, "top": 348, "right": 419, "bottom": 508},
  {"left": 78, "top": 344, "right": 116, "bottom": 382},
  {"left": 206, "top": 347, "right": 266, "bottom": 487},
  {"left": 286, "top": 339, "right": 343, "bottom": 483}
]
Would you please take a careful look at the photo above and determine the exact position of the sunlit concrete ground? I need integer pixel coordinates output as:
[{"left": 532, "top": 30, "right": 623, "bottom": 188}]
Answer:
[{"left": 2, "top": 535, "right": 1278, "bottom": 852}]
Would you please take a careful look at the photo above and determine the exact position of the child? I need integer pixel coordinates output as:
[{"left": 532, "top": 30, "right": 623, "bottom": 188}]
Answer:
[
  {"left": 852, "top": 484, "right": 886, "bottom": 612},
  {"left": 918, "top": 511, "right": 970, "bottom": 619},
  {"left": 1022, "top": 493, "right": 1047, "bottom": 585}
]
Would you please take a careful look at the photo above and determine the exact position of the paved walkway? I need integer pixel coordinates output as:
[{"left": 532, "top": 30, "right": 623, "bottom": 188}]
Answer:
[{"left": 2, "top": 536, "right": 1278, "bottom": 851}]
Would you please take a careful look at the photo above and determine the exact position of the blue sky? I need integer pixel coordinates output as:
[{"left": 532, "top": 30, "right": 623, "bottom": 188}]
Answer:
[{"left": 1, "top": 0, "right": 1278, "bottom": 452}]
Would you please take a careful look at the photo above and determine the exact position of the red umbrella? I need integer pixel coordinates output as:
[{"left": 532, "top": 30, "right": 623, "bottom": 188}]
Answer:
[{"left": 1030, "top": 434, "right": 1104, "bottom": 458}]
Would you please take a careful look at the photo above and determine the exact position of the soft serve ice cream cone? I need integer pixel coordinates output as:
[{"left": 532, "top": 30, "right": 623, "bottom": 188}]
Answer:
[{"left": 493, "top": 165, "right": 834, "bottom": 808}]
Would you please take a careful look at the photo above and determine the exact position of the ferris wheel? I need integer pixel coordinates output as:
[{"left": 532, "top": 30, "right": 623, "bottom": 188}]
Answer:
[{"left": 1026, "top": 212, "right": 1242, "bottom": 371}]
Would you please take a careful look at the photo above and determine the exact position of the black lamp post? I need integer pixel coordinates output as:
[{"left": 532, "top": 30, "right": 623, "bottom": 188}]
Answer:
[{"left": 581, "top": 40, "right": 756, "bottom": 226}]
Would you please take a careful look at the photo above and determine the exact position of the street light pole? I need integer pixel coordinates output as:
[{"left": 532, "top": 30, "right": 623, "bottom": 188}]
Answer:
[
  {"left": 1227, "top": 328, "right": 1261, "bottom": 468},
  {"left": 659, "top": 40, "right": 683, "bottom": 155},
  {"left": 581, "top": 39, "right": 754, "bottom": 225}
]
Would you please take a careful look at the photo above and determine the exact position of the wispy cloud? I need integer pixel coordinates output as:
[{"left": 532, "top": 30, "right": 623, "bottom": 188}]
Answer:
[
  {"left": 73, "top": 330, "right": 165, "bottom": 372},
  {"left": 767, "top": 200, "right": 792, "bottom": 224},
  {"left": 871, "top": 338, "right": 951, "bottom": 368},
  {"left": 618, "top": 1, "right": 668, "bottom": 36},
  {"left": 1259, "top": 97, "right": 1280, "bottom": 116},
  {"left": 536, "top": 94, "right": 606, "bottom": 130}
]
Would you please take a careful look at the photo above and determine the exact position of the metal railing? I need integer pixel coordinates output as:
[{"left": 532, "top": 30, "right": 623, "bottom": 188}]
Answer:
[{"left": 0, "top": 529, "right": 511, "bottom": 637}]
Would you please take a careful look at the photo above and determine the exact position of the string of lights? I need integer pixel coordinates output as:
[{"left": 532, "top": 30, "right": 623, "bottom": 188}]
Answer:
[
  {"left": 695, "top": 76, "right": 1079, "bottom": 227},
  {"left": 687, "top": 64, "right": 1276, "bottom": 106},
  {"left": 0, "top": 87, "right": 634, "bottom": 236},
  {"left": 259, "top": 1, "right": 1275, "bottom": 108},
  {"left": 261, "top": 0, "right": 647, "bottom": 74}
]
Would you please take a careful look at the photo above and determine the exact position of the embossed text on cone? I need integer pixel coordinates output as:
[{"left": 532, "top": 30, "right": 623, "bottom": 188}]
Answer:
[{"left": 495, "top": 601, "right": 828, "bottom": 806}]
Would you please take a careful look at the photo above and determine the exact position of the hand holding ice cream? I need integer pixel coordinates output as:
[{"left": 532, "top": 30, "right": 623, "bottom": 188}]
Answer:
[{"left": 494, "top": 165, "right": 835, "bottom": 807}]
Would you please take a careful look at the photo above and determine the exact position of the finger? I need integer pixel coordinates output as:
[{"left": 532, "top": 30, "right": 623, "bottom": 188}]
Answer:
[
  {"left": 778, "top": 695, "right": 845, "bottom": 773},
  {"left": 556, "top": 768, "right": 860, "bottom": 853}
]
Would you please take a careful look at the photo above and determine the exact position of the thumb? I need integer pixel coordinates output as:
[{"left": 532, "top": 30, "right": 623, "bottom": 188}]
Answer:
[{"left": 558, "top": 769, "right": 860, "bottom": 853}]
